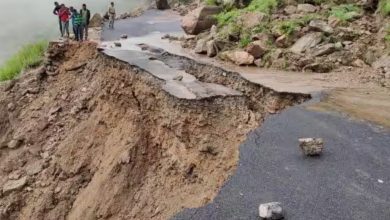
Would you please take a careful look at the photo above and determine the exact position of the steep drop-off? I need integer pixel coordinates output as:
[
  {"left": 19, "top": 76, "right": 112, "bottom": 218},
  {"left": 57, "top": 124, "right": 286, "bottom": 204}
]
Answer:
[{"left": 0, "top": 42, "right": 307, "bottom": 220}]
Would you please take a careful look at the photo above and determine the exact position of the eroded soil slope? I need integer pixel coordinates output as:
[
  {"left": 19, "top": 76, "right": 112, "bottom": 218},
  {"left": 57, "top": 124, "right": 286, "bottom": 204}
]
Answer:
[{"left": 0, "top": 42, "right": 307, "bottom": 220}]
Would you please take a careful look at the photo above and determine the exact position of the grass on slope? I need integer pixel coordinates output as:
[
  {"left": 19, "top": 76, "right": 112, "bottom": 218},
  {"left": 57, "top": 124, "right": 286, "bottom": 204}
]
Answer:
[
  {"left": 329, "top": 4, "right": 361, "bottom": 22},
  {"left": 0, "top": 41, "right": 48, "bottom": 81},
  {"left": 216, "top": 0, "right": 278, "bottom": 26},
  {"left": 379, "top": 0, "right": 390, "bottom": 15}
]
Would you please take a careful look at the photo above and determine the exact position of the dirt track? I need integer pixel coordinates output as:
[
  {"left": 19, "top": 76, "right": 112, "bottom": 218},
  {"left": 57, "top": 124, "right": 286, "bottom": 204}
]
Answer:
[{"left": 0, "top": 42, "right": 306, "bottom": 220}]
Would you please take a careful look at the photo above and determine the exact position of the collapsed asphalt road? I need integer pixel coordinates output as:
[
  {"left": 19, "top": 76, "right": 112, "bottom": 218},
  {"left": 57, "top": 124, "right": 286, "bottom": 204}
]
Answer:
[{"left": 101, "top": 10, "right": 390, "bottom": 220}]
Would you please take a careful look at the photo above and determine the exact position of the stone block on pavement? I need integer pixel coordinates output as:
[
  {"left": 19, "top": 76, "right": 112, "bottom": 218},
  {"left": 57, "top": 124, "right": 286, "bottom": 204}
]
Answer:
[
  {"left": 299, "top": 138, "right": 324, "bottom": 156},
  {"left": 259, "top": 202, "right": 284, "bottom": 219}
]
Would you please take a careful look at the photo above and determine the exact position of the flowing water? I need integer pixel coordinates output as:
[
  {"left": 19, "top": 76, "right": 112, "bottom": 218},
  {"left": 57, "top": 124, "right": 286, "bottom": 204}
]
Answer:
[{"left": 0, "top": 0, "right": 143, "bottom": 64}]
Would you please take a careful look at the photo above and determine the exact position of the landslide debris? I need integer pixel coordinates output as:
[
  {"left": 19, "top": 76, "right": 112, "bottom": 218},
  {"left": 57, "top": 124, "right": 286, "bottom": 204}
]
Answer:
[
  {"left": 0, "top": 42, "right": 307, "bottom": 220},
  {"left": 179, "top": 0, "right": 390, "bottom": 87}
]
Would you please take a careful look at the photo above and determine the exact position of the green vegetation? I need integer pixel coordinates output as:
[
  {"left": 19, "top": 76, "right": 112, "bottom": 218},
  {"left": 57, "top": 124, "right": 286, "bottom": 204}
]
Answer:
[
  {"left": 246, "top": 0, "right": 278, "bottom": 14},
  {"left": 204, "top": 0, "right": 217, "bottom": 6},
  {"left": 385, "top": 27, "right": 390, "bottom": 43},
  {"left": 0, "top": 41, "right": 48, "bottom": 81},
  {"left": 379, "top": 0, "right": 390, "bottom": 15},
  {"left": 216, "top": 0, "right": 278, "bottom": 26},
  {"left": 252, "top": 23, "right": 270, "bottom": 34},
  {"left": 215, "top": 9, "right": 241, "bottom": 26},
  {"left": 329, "top": 4, "right": 361, "bottom": 22},
  {"left": 239, "top": 35, "right": 252, "bottom": 47},
  {"left": 215, "top": 0, "right": 281, "bottom": 45},
  {"left": 253, "top": 14, "right": 319, "bottom": 37},
  {"left": 275, "top": 20, "right": 300, "bottom": 36}
]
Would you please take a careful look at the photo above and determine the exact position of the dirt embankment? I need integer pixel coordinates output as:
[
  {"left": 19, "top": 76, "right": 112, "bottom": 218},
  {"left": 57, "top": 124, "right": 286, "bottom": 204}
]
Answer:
[{"left": 0, "top": 42, "right": 307, "bottom": 220}]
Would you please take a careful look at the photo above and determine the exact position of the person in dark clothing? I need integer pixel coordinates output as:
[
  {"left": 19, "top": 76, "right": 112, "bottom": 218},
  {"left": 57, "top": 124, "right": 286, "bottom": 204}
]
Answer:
[
  {"left": 53, "top": 2, "right": 63, "bottom": 36},
  {"left": 80, "top": 4, "right": 91, "bottom": 40}
]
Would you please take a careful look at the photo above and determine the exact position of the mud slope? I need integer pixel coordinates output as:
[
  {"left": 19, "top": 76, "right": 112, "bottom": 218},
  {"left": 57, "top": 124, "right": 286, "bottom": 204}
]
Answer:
[{"left": 0, "top": 42, "right": 307, "bottom": 220}]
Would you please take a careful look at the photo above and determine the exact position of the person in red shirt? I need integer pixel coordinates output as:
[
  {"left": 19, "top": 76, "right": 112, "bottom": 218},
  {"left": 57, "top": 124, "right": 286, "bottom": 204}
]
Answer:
[{"left": 59, "top": 4, "right": 70, "bottom": 38}]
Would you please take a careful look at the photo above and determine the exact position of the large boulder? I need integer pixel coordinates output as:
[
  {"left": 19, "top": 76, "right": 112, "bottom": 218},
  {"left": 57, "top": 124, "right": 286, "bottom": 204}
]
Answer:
[
  {"left": 181, "top": 6, "right": 223, "bottom": 35},
  {"left": 290, "top": 32, "right": 323, "bottom": 54},
  {"left": 89, "top": 13, "right": 103, "bottom": 27},
  {"left": 156, "top": 0, "right": 170, "bottom": 10},
  {"left": 245, "top": 40, "right": 269, "bottom": 59},
  {"left": 222, "top": 50, "right": 254, "bottom": 65}
]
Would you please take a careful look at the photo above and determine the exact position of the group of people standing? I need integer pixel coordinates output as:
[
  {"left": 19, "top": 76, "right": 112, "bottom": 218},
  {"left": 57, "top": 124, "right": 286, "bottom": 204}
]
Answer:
[
  {"left": 53, "top": 2, "right": 91, "bottom": 41},
  {"left": 53, "top": 2, "right": 117, "bottom": 42}
]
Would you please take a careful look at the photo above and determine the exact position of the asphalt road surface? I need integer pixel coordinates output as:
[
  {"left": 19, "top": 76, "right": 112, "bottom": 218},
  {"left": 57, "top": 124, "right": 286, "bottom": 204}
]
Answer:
[
  {"left": 173, "top": 103, "right": 390, "bottom": 220},
  {"left": 101, "top": 9, "right": 182, "bottom": 41}
]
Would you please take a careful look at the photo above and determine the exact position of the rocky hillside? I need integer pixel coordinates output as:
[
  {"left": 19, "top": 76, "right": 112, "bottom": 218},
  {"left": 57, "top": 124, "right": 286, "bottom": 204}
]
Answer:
[{"left": 179, "top": 0, "right": 390, "bottom": 77}]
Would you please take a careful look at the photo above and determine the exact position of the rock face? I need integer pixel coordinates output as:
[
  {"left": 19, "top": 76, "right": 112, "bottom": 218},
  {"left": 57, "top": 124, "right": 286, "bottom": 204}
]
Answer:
[
  {"left": 223, "top": 51, "right": 254, "bottom": 65},
  {"left": 181, "top": 6, "right": 222, "bottom": 35},
  {"left": 89, "top": 13, "right": 103, "bottom": 27},
  {"left": 156, "top": 0, "right": 170, "bottom": 10},
  {"left": 309, "top": 20, "right": 334, "bottom": 34},
  {"left": 290, "top": 32, "right": 322, "bottom": 54},
  {"left": 299, "top": 138, "right": 324, "bottom": 156},
  {"left": 3, "top": 177, "right": 28, "bottom": 194},
  {"left": 259, "top": 202, "right": 284, "bottom": 219}
]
